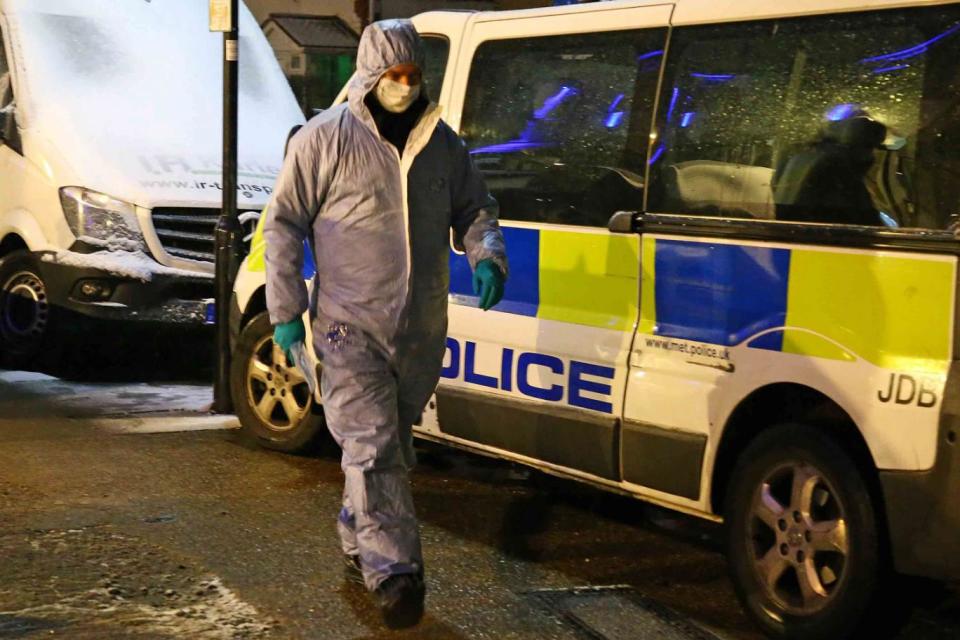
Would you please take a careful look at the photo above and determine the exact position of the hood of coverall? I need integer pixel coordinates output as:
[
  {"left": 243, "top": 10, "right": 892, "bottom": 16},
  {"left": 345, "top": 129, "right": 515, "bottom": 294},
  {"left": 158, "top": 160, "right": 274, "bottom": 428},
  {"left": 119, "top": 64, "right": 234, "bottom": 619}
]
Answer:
[{"left": 348, "top": 20, "right": 426, "bottom": 132}]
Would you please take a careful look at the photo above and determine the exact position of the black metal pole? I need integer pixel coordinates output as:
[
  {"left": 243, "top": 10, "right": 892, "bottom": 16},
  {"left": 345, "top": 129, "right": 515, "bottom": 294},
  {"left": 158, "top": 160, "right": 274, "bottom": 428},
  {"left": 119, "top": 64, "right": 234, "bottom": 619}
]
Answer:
[{"left": 213, "top": 0, "right": 242, "bottom": 414}]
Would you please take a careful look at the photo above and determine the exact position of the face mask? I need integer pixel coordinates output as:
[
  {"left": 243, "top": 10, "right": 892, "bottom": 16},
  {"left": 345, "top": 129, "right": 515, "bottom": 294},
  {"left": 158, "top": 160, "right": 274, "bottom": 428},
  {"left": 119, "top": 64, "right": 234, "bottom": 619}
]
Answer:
[{"left": 376, "top": 77, "right": 421, "bottom": 113}]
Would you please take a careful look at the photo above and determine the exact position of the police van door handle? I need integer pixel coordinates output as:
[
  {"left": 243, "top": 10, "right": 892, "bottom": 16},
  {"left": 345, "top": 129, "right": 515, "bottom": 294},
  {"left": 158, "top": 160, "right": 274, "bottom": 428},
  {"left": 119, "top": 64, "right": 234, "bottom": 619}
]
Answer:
[{"left": 608, "top": 210, "right": 642, "bottom": 234}]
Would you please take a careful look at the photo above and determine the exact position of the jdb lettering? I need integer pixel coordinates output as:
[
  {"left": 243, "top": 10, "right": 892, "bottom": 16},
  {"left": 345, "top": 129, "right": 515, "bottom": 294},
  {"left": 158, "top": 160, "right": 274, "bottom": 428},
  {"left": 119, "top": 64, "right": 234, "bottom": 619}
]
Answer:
[{"left": 877, "top": 373, "right": 938, "bottom": 408}]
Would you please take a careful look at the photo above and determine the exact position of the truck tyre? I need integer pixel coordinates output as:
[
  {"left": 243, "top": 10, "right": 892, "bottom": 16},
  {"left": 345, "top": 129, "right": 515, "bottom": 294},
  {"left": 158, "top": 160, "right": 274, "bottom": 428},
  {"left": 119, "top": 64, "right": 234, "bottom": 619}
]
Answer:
[
  {"left": 0, "top": 250, "right": 55, "bottom": 369},
  {"left": 724, "top": 422, "right": 887, "bottom": 640},
  {"left": 230, "top": 311, "right": 327, "bottom": 453}
]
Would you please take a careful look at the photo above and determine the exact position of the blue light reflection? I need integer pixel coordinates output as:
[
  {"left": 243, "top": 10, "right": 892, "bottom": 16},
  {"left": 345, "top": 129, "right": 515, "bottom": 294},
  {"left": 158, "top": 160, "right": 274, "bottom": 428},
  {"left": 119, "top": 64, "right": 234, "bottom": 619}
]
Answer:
[
  {"left": 605, "top": 112, "right": 625, "bottom": 129},
  {"left": 608, "top": 93, "right": 625, "bottom": 113},
  {"left": 533, "top": 85, "right": 577, "bottom": 120},
  {"left": 470, "top": 141, "right": 546, "bottom": 155},
  {"left": 666, "top": 87, "right": 680, "bottom": 123},
  {"left": 648, "top": 144, "right": 665, "bottom": 166},
  {"left": 690, "top": 72, "right": 735, "bottom": 81},
  {"left": 825, "top": 103, "right": 860, "bottom": 122},
  {"left": 872, "top": 64, "right": 909, "bottom": 74},
  {"left": 860, "top": 23, "right": 960, "bottom": 64},
  {"left": 637, "top": 49, "right": 664, "bottom": 61}
]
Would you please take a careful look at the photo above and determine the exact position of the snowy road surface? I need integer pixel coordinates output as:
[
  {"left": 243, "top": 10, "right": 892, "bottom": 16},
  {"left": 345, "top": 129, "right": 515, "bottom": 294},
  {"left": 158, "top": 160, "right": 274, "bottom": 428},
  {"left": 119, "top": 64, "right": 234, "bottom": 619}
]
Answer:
[{"left": 1, "top": 369, "right": 958, "bottom": 639}]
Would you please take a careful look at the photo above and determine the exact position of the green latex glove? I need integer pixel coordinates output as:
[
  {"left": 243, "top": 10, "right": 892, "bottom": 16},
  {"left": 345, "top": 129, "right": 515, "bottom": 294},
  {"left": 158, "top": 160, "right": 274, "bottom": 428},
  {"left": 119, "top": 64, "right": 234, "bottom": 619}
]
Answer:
[
  {"left": 472, "top": 259, "right": 505, "bottom": 311},
  {"left": 273, "top": 318, "right": 306, "bottom": 360}
]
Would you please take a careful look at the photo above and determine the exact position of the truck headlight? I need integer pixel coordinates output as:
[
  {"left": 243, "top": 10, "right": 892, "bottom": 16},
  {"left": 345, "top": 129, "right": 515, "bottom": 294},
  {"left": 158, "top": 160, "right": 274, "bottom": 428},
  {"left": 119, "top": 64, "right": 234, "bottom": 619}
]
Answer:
[{"left": 59, "top": 187, "right": 144, "bottom": 251}]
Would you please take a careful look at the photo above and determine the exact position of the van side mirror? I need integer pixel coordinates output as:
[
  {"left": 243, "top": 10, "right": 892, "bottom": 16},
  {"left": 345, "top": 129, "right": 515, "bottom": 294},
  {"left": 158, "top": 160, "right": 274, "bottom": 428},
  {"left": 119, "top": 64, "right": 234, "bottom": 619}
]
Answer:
[{"left": 608, "top": 210, "right": 638, "bottom": 234}]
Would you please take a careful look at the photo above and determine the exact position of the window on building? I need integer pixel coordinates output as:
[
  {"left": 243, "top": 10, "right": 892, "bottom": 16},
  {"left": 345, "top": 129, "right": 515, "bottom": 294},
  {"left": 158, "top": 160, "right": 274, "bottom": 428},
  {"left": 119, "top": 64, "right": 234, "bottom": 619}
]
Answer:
[
  {"left": 290, "top": 54, "right": 301, "bottom": 70},
  {"left": 459, "top": 29, "right": 667, "bottom": 227},
  {"left": 301, "top": 52, "right": 354, "bottom": 113},
  {"left": 648, "top": 6, "right": 960, "bottom": 230}
]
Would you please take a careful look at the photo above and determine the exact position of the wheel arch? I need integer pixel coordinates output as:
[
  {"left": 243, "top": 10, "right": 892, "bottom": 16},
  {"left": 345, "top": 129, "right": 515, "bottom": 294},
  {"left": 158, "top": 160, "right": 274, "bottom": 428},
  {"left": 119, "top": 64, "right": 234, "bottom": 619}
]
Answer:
[
  {"left": 240, "top": 285, "right": 267, "bottom": 330},
  {"left": 0, "top": 233, "right": 28, "bottom": 258},
  {"left": 0, "top": 208, "right": 52, "bottom": 254},
  {"left": 710, "top": 383, "right": 883, "bottom": 519}
]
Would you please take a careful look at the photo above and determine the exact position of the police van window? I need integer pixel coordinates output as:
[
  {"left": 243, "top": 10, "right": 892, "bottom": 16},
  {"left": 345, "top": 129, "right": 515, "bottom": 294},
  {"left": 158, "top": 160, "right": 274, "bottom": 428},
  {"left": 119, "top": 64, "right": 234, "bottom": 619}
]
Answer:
[
  {"left": 648, "top": 6, "right": 960, "bottom": 230},
  {"left": 460, "top": 29, "right": 667, "bottom": 227},
  {"left": 421, "top": 35, "right": 449, "bottom": 101}
]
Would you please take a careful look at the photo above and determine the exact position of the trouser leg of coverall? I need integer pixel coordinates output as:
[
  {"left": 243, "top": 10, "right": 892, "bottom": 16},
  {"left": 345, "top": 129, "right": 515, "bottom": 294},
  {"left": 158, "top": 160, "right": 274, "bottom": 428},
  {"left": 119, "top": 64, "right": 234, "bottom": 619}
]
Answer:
[
  {"left": 317, "top": 326, "right": 423, "bottom": 591},
  {"left": 338, "top": 487, "right": 359, "bottom": 558},
  {"left": 338, "top": 425, "right": 416, "bottom": 559}
]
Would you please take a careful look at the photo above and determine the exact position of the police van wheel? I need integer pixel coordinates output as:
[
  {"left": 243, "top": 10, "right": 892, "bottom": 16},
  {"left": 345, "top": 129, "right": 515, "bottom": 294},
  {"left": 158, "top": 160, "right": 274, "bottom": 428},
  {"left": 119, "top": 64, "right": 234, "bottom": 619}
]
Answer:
[
  {"left": 230, "top": 311, "right": 326, "bottom": 453},
  {"left": 725, "top": 423, "right": 887, "bottom": 640},
  {"left": 0, "top": 251, "right": 54, "bottom": 369}
]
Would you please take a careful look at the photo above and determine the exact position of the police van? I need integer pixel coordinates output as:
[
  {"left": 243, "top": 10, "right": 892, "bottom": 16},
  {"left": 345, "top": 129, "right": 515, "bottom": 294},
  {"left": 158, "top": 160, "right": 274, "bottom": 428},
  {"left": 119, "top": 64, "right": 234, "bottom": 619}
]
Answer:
[
  {"left": 230, "top": 1, "right": 960, "bottom": 637},
  {"left": 0, "top": 0, "right": 303, "bottom": 366}
]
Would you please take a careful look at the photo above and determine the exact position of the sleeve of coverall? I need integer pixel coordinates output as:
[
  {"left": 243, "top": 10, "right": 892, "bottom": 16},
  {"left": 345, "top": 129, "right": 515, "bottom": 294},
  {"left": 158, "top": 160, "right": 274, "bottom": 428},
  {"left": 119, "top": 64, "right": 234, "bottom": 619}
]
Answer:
[
  {"left": 449, "top": 135, "right": 509, "bottom": 277},
  {"left": 264, "top": 126, "right": 330, "bottom": 325}
]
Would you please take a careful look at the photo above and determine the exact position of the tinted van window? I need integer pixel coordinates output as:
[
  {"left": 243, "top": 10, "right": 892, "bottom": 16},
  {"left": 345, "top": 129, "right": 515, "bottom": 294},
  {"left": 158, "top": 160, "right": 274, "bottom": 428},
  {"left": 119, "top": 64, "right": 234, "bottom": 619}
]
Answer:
[
  {"left": 421, "top": 35, "right": 449, "bottom": 100},
  {"left": 460, "top": 29, "right": 667, "bottom": 227},
  {"left": 649, "top": 7, "right": 960, "bottom": 230}
]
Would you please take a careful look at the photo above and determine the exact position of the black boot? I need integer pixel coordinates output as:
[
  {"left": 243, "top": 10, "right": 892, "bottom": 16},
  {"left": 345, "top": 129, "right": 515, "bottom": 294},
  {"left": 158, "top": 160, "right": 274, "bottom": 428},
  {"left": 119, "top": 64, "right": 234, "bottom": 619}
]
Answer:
[{"left": 374, "top": 573, "right": 425, "bottom": 629}]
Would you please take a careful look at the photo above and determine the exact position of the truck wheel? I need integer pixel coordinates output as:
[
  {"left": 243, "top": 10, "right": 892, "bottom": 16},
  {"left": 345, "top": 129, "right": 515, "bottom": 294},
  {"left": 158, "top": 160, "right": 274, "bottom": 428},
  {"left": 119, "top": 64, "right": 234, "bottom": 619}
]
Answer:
[
  {"left": 230, "top": 311, "right": 326, "bottom": 453},
  {"left": 0, "top": 250, "right": 53, "bottom": 369},
  {"left": 724, "top": 423, "right": 885, "bottom": 640}
]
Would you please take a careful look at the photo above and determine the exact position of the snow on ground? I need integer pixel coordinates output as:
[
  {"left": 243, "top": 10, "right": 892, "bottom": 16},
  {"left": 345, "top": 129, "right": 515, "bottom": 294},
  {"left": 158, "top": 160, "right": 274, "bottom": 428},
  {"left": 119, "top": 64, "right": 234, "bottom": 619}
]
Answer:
[
  {"left": 0, "top": 528, "right": 274, "bottom": 639},
  {"left": 0, "top": 370, "right": 236, "bottom": 432}
]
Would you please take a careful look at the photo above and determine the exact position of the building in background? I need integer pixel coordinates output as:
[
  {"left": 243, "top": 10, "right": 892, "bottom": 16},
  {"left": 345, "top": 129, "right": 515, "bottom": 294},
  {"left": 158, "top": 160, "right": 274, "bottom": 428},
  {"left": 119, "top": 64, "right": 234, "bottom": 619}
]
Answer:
[
  {"left": 248, "top": 0, "right": 550, "bottom": 115},
  {"left": 246, "top": 0, "right": 362, "bottom": 32},
  {"left": 262, "top": 15, "right": 359, "bottom": 113},
  {"left": 377, "top": 0, "right": 495, "bottom": 20}
]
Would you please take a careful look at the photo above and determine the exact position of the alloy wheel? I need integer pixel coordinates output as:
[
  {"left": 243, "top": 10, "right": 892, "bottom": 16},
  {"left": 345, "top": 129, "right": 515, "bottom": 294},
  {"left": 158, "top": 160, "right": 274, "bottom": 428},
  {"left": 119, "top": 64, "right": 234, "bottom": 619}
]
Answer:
[
  {"left": 748, "top": 461, "right": 850, "bottom": 616},
  {"left": 245, "top": 336, "right": 314, "bottom": 432}
]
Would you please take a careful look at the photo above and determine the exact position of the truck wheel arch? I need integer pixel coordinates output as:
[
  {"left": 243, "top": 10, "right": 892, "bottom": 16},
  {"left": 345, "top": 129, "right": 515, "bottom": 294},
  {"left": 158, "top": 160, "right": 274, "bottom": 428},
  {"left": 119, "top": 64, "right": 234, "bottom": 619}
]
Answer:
[
  {"left": 0, "top": 209, "right": 52, "bottom": 255},
  {"left": 0, "top": 233, "right": 27, "bottom": 258}
]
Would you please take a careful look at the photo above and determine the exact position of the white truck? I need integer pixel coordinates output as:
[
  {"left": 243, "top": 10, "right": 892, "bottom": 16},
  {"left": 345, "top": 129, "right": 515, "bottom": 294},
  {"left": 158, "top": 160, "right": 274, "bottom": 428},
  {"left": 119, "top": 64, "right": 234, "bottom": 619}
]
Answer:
[{"left": 0, "top": 0, "right": 304, "bottom": 366}]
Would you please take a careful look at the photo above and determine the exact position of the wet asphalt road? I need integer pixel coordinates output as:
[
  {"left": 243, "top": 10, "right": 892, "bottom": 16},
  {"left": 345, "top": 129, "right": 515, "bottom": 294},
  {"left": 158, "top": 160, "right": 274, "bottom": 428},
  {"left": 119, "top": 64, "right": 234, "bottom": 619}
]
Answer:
[{"left": 1, "top": 331, "right": 959, "bottom": 639}]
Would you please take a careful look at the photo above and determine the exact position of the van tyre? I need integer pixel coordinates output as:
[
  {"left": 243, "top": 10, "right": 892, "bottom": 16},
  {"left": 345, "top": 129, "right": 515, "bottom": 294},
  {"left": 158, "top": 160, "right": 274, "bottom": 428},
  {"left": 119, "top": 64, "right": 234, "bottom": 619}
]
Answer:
[
  {"left": 0, "top": 250, "right": 55, "bottom": 369},
  {"left": 230, "top": 311, "right": 327, "bottom": 453},
  {"left": 724, "top": 423, "right": 887, "bottom": 640}
]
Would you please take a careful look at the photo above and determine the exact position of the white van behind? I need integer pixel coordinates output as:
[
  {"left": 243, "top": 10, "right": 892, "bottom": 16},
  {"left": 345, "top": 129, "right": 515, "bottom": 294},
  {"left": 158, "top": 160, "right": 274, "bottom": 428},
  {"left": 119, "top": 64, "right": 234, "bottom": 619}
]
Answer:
[{"left": 0, "top": 0, "right": 304, "bottom": 365}]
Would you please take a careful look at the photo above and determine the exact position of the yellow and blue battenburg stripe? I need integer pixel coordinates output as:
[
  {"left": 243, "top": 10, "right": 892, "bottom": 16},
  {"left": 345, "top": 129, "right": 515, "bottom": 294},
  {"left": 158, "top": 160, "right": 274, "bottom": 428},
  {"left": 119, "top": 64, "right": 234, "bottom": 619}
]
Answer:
[
  {"left": 245, "top": 209, "right": 316, "bottom": 278},
  {"left": 451, "top": 228, "right": 953, "bottom": 374},
  {"left": 640, "top": 236, "right": 954, "bottom": 374},
  {"left": 449, "top": 226, "right": 640, "bottom": 332}
]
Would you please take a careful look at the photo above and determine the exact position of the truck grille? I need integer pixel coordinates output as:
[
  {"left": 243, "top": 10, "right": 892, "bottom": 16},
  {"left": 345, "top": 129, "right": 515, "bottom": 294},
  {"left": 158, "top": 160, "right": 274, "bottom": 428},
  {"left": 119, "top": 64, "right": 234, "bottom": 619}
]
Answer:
[
  {"left": 151, "top": 208, "right": 262, "bottom": 263},
  {"left": 151, "top": 207, "right": 218, "bottom": 263}
]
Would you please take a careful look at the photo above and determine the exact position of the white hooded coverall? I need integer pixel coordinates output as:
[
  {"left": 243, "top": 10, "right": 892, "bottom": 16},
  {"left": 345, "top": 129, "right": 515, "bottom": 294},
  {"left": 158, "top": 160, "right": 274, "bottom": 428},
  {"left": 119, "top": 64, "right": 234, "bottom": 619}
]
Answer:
[{"left": 265, "top": 19, "right": 508, "bottom": 589}]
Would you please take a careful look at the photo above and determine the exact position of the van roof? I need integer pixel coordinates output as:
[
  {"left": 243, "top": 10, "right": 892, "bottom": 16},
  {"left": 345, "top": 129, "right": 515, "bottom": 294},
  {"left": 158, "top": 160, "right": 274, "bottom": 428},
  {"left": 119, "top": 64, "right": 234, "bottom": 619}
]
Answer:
[{"left": 419, "top": 0, "right": 950, "bottom": 27}]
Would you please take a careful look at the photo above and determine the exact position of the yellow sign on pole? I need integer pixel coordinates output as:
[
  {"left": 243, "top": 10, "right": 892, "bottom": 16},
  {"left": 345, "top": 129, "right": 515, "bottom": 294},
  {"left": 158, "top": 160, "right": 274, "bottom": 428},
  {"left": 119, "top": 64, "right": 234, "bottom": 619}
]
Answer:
[{"left": 209, "top": 0, "right": 232, "bottom": 32}]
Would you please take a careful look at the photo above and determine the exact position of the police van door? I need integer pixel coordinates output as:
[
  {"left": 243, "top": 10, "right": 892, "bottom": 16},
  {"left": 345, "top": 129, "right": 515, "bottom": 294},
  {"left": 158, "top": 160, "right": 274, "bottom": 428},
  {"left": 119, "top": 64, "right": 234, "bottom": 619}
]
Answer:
[{"left": 434, "top": 4, "right": 672, "bottom": 481}]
